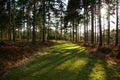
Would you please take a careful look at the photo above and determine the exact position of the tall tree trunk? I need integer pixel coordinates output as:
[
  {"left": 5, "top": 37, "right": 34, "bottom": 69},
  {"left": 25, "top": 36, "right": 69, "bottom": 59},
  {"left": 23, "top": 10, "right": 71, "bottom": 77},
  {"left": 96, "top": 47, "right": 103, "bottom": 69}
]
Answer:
[
  {"left": 8, "top": 0, "right": 11, "bottom": 40},
  {"left": 13, "top": 0, "right": 16, "bottom": 42},
  {"left": 91, "top": 2, "right": 94, "bottom": 45},
  {"left": 22, "top": 1, "right": 25, "bottom": 41},
  {"left": 115, "top": 0, "right": 118, "bottom": 46},
  {"left": 86, "top": 11, "right": 89, "bottom": 43},
  {"left": 95, "top": 14, "right": 97, "bottom": 44},
  {"left": 47, "top": 1, "right": 50, "bottom": 40},
  {"left": 42, "top": 0, "right": 45, "bottom": 42},
  {"left": 60, "top": 1, "right": 63, "bottom": 40},
  {"left": 60, "top": 14, "right": 62, "bottom": 40},
  {"left": 32, "top": 0, "right": 36, "bottom": 43},
  {"left": 99, "top": 0, "right": 102, "bottom": 46},
  {"left": 107, "top": 1, "right": 110, "bottom": 45},
  {"left": 84, "top": 9, "right": 87, "bottom": 43}
]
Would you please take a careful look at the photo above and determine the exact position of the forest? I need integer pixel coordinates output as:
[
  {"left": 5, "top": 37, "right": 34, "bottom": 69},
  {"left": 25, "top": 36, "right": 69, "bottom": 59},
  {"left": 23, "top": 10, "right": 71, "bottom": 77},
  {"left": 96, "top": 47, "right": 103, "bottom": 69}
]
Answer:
[{"left": 0, "top": 0, "right": 120, "bottom": 80}]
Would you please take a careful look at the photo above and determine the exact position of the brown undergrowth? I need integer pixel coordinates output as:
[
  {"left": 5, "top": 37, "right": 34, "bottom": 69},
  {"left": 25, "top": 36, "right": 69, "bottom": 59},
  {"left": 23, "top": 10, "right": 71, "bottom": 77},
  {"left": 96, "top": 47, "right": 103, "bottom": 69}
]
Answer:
[
  {"left": 84, "top": 44, "right": 120, "bottom": 65},
  {"left": 0, "top": 41, "right": 55, "bottom": 70},
  {"left": 89, "top": 46, "right": 119, "bottom": 59}
]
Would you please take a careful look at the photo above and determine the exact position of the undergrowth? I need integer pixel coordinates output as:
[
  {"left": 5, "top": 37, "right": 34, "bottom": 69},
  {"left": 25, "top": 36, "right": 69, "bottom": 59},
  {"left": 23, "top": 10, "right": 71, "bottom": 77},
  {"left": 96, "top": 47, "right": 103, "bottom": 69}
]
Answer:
[{"left": 0, "top": 41, "right": 55, "bottom": 70}]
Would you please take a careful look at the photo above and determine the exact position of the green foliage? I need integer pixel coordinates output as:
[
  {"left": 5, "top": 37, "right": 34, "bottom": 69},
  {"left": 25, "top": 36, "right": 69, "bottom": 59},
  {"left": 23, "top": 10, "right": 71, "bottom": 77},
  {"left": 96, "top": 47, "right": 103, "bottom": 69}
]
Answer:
[{"left": 0, "top": 41, "right": 119, "bottom": 80}]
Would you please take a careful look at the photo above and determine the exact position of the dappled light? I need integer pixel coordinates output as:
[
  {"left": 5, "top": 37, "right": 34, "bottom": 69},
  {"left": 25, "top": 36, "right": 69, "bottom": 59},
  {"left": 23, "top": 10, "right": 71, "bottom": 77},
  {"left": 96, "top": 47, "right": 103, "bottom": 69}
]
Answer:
[
  {"left": 89, "top": 62, "right": 106, "bottom": 80},
  {"left": 0, "top": 0, "right": 120, "bottom": 79},
  {"left": 1, "top": 41, "right": 119, "bottom": 80}
]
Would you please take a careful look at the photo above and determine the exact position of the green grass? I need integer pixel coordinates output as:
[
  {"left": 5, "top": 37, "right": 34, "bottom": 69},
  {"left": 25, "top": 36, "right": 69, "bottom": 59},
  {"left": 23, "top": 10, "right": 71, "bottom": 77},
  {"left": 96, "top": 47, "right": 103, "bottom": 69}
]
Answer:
[{"left": 0, "top": 41, "right": 120, "bottom": 80}]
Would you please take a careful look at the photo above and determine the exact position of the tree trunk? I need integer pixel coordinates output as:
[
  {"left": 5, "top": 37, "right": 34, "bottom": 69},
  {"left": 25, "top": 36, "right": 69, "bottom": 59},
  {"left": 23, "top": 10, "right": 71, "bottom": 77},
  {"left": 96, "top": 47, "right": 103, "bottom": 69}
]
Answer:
[
  {"left": 91, "top": 2, "right": 94, "bottom": 46},
  {"left": 13, "top": 0, "right": 16, "bottom": 42},
  {"left": 42, "top": 0, "right": 45, "bottom": 42},
  {"left": 72, "top": 20, "right": 74, "bottom": 41},
  {"left": 99, "top": 0, "right": 102, "bottom": 46},
  {"left": 115, "top": 0, "right": 118, "bottom": 46},
  {"left": 60, "top": 2, "right": 63, "bottom": 40},
  {"left": 32, "top": 0, "right": 36, "bottom": 43},
  {"left": 70, "top": 25, "right": 72, "bottom": 41},
  {"left": 84, "top": 9, "right": 87, "bottom": 43},
  {"left": 8, "top": 0, "right": 11, "bottom": 41},
  {"left": 76, "top": 26, "right": 78, "bottom": 42},
  {"left": 107, "top": 1, "right": 110, "bottom": 45}
]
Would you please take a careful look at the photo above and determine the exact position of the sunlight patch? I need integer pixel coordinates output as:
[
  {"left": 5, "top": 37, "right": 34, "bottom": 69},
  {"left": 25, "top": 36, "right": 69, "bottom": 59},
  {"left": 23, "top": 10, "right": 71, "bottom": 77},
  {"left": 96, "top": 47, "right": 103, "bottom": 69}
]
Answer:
[
  {"left": 68, "top": 58, "right": 89, "bottom": 71},
  {"left": 89, "top": 63, "right": 106, "bottom": 80}
]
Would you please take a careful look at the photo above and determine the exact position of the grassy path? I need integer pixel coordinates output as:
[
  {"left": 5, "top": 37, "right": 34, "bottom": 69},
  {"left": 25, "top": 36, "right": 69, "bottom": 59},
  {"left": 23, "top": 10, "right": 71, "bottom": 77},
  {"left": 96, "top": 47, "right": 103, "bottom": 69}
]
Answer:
[{"left": 0, "top": 41, "right": 120, "bottom": 80}]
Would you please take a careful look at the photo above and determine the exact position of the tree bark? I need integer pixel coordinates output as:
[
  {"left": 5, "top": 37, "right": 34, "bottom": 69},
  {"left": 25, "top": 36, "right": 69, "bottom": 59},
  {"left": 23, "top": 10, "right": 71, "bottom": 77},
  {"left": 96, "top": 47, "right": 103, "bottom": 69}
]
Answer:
[
  {"left": 107, "top": 1, "right": 110, "bottom": 45},
  {"left": 32, "top": 0, "right": 36, "bottom": 43},
  {"left": 42, "top": 0, "right": 45, "bottom": 42},
  {"left": 91, "top": 2, "right": 94, "bottom": 45},
  {"left": 115, "top": 0, "right": 118, "bottom": 46},
  {"left": 13, "top": 0, "right": 16, "bottom": 42},
  {"left": 99, "top": 0, "right": 102, "bottom": 46}
]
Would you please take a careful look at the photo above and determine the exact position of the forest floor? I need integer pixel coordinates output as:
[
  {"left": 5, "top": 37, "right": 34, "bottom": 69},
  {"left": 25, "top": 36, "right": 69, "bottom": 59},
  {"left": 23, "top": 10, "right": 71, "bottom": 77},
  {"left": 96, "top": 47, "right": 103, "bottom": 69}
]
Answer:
[{"left": 0, "top": 41, "right": 120, "bottom": 80}]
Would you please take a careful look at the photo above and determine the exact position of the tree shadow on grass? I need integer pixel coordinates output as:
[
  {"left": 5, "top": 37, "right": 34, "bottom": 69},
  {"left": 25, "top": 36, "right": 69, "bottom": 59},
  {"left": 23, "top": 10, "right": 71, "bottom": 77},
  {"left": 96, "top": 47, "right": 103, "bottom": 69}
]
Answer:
[
  {"left": 1, "top": 42, "right": 119, "bottom": 80},
  {"left": 102, "top": 60, "right": 120, "bottom": 80}
]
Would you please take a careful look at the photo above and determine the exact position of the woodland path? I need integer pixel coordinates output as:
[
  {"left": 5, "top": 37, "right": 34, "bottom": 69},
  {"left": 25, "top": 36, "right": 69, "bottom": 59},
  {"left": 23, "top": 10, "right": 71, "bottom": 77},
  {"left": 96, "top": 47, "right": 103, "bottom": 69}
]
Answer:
[{"left": 0, "top": 41, "right": 120, "bottom": 80}]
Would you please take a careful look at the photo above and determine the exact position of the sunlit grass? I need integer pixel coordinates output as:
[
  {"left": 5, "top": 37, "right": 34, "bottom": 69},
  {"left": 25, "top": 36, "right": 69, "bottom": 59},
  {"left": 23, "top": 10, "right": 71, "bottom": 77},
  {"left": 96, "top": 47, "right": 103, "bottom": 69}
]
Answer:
[
  {"left": 89, "top": 62, "right": 106, "bottom": 80},
  {"left": 0, "top": 41, "right": 120, "bottom": 80}
]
